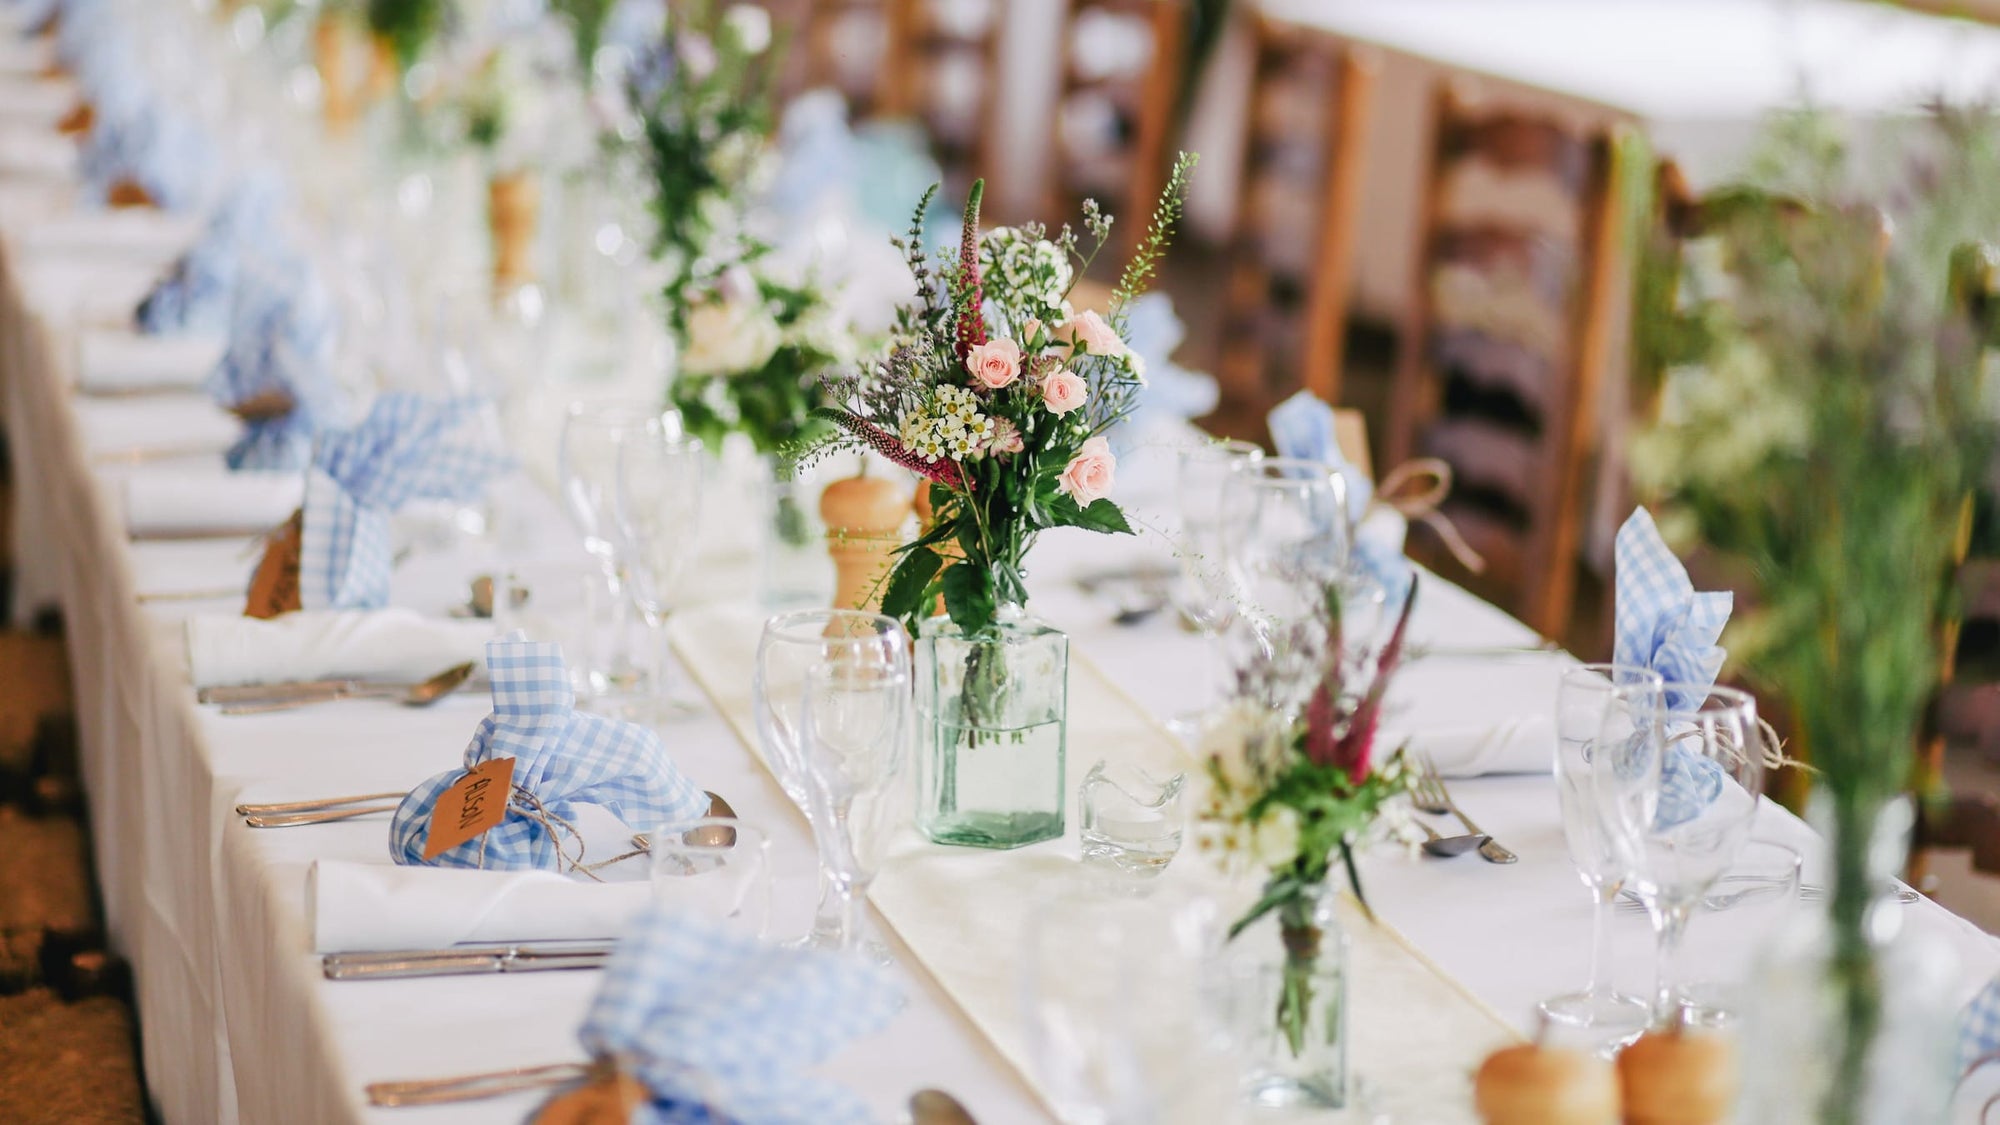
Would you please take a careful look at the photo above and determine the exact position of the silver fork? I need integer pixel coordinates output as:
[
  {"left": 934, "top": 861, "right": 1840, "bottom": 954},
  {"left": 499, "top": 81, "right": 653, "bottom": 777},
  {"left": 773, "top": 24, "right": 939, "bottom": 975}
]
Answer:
[
  {"left": 1412, "top": 756, "right": 1516, "bottom": 864},
  {"left": 366, "top": 1061, "right": 591, "bottom": 1107}
]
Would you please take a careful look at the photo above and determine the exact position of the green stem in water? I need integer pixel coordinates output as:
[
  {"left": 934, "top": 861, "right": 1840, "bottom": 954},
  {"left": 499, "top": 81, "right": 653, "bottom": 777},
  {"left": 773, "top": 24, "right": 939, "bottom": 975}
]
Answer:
[
  {"left": 1278, "top": 898, "right": 1322, "bottom": 1059},
  {"left": 1823, "top": 789, "right": 1885, "bottom": 1125}
]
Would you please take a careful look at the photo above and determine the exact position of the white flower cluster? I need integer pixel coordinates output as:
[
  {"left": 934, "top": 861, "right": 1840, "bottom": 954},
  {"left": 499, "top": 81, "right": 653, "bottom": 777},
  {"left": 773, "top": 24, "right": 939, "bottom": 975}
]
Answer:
[
  {"left": 898, "top": 384, "right": 997, "bottom": 463},
  {"left": 979, "top": 226, "right": 1072, "bottom": 323}
]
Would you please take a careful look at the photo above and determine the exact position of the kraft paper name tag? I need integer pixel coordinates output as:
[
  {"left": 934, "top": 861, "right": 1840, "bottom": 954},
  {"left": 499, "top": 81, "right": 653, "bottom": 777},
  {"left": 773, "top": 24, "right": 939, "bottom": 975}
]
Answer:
[
  {"left": 244, "top": 509, "right": 303, "bottom": 619},
  {"left": 230, "top": 388, "right": 297, "bottom": 424},
  {"left": 422, "top": 756, "right": 515, "bottom": 860},
  {"left": 530, "top": 1067, "right": 646, "bottom": 1125}
]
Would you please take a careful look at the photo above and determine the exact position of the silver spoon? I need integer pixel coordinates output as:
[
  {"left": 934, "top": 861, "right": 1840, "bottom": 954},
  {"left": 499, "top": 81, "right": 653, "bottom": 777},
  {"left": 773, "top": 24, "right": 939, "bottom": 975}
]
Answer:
[
  {"left": 1414, "top": 818, "right": 1488, "bottom": 858},
  {"left": 909, "top": 1089, "right": 978, "bottom": 1125},
  {"left": 220, "top": 661, "right": 477, "bottom": 715}
]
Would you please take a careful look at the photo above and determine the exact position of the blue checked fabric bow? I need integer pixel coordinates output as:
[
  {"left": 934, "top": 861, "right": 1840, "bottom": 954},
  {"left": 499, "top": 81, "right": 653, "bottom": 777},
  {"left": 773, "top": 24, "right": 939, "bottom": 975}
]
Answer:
[
  {"left": 1963, "top": 977, "right": 2000, "bottom": 1076},
  {"left": 138, "top": 169, "right": 287, "bottom": 337},
  {"left": 579, "top": 903, "right": 900, "bottom": 1124},
  {"left": 299, "top": 393, "right": 512, "bottom": 609},
  {"left": 208, "top": 239, "right": 350, "bottom": 470},
  {"left": 390, "top": 633, "right": 708, "bottom": 872},
  {"left": 1268, "top": 389, "right": 1412, "bottom": 604},
  {"left": 1614, "top": 507, "right": 1733, "bottom": 824}
]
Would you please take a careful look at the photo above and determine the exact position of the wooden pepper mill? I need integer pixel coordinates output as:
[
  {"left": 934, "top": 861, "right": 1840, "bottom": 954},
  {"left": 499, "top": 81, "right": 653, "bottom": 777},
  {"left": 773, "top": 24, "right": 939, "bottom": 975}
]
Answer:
[
  {"left": 1474, "top": 1036, "right": 1619, "bottom": 1125},
  {"left": 820, "top": 472, "right": 910, "bottom": 612},
  {"left": 489, "top": 171, "right": 540, "bottom": 293},
  {"left": 1617, "top": 1022, "right": 1738, "bottom": 1125}
]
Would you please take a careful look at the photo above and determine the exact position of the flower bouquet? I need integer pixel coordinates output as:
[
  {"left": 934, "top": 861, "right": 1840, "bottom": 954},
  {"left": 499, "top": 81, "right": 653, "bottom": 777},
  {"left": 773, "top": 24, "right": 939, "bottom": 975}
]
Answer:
[
  {"left": 797, "top": 155, "right": 1195, "bottom": 848},
  {"left": 1193, "top": 577, "right": 1419, "bottom": 1106}
]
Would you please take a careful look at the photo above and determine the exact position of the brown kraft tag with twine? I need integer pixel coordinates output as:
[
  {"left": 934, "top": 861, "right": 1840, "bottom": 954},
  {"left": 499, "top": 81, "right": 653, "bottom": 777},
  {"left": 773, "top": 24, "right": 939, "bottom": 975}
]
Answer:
[
  {"left": 244, "top": 509, "right": 304, "bottom": 619},
  {"left": 423, "top": 757, "right": 516, "bottom": 860}
]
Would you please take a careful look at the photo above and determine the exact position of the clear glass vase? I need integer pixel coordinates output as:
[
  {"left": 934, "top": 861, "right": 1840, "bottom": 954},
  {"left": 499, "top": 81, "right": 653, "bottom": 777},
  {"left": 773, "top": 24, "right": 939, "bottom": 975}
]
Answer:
[
  {"left": 914, "top": 606, "right": 1068, "bottom": 850},
  {"left": 1737, "top": 795, "right": 1958, "bottom": 1125},
  {"left": 1217, "top": 883, "right": 1349, "bottom": 1109},
  {"left": 758, "top": 454, "right": 831, "bottom": 610}
]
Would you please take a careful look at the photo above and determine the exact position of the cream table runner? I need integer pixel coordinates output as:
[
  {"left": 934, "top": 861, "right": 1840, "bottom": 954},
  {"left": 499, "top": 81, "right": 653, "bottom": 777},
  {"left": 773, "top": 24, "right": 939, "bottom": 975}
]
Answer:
[{"left": 671, "top": 602, "right": 1517, "bottom": 1122}]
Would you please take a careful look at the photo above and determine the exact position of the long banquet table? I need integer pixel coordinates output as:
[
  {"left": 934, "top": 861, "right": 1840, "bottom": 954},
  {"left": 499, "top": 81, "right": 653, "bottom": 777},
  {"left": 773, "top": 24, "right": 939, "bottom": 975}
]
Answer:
[{"left": 6, "top": 82, "right": 2000, "bottom": 1125}]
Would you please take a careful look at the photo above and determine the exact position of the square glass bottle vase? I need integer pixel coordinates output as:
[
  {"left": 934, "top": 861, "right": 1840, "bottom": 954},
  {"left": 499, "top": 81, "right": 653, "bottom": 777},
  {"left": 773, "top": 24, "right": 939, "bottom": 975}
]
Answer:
[{"left": 915, "top": 610, "right": 1068, "bottom": 849}]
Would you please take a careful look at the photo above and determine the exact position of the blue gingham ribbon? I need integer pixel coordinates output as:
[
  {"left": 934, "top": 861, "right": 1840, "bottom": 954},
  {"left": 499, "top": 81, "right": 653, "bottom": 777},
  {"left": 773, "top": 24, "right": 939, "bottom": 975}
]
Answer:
[
  {"left": 298, "top": 393, "right": 512, "bottom": 609},
  {"left": 1963, "top": 977, "right": 2000, "bottom": 1076},
  {"left": 1268, "top": 389, "right": 1411, "bottom": 604},
  {"left": 1615, "top": 507, "right": 1732, "bottom": 824},
  {"left": 579, "top": 902, "right": 900, "bottom": 1124},
  {"left": 390, "top": 633, "right": 708, "bottom": 872},
  {"left": 138, "top": 168, "right": 287, "bottom": 337},
  {"left": 208, "top": 238, "right": 350, "bottom": 470}
]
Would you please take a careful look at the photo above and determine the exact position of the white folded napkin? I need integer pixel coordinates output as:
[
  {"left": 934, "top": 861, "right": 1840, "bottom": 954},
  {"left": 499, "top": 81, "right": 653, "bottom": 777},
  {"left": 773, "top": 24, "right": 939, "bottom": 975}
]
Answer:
[
  {"left": 0, "top": 126, "right": 72, "bottom": 178},
  {"left": 0, "top": 76, "right": 77, "bottom": 126},
  {"left": 0, "top": 33, "right": 54, "bottom": 75},
  {"left": 77, "top": 329, "right": 225, "bottom": 394},
  {"left": 123, "top": 469, "right": 301, "bottom": 538},
  {"left": 1379, "top": 657, "right": 1566, "bottom": 776},
  {"left": 185, "top": 609, "right": 495, "bottom": 688},
  {"left": 72, "top": 394, "right": 241, "bottom": 459},
  {"left": 19, "top": 211, "right": 201, "bottom": 263},
  {"left": 308, "top": 860, "right": 650, "bottom": 953}
]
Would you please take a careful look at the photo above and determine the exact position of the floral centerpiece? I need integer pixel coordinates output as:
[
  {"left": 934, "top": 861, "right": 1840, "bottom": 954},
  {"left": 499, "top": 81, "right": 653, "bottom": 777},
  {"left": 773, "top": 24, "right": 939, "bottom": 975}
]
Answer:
[
  {"left": 797, "top": 154, "right": 1196, "bottom": 849},
  {"left": 1193, "top": 578, "right": 1419, "bottom": 1106},
  {"left": 1630, "top": 110, "right": 2000, "bottom": 1122}
]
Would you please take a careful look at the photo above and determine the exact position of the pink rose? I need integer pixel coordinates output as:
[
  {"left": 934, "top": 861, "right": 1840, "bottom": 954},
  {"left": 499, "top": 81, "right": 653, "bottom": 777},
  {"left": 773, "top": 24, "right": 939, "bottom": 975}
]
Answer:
[
  {"left": 1040, "top": 368, "right": 1088, "bottom": 415},
  {"left": 965, "top": 338, "right": 1023, "bottom": 389},
  {"left": 1058, "top": 436, "right": 1117, "bottom": 506},
  {"left": 1022, "top": 318, "right": 1046, "bottom": 346},
  {"left": 1058, "top": 309, "right": 1126, "bottom": 358}
]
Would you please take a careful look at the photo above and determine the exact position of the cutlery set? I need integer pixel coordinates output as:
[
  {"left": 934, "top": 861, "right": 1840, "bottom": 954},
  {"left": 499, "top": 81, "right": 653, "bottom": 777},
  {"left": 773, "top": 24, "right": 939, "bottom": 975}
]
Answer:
[
  {"left": 325, "top": 942, "right": 616, "bottom": 980},
  {"left": 1410, "top": 753, "right": 1517, "bottom": 864},
  {"left": 200, "top": 661, "right": 479, "bottom": 715}
]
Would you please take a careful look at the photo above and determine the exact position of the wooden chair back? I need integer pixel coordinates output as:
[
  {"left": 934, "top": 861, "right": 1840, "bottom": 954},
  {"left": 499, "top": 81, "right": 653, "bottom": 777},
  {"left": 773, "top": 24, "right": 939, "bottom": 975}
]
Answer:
[
  {"left": 1215, "top": 18, "right": 1378, "bottom": 421},
  {"left": 874, "top": 0, "right": 1000, "bottom": 198},
  {"left": 787, "top": 0, "right": 902, "bottom": 117},
  {"left": 1385, "top": 86, "right": 1622, "bottom": 638},
  {"left": 1047, "top": 0, "right": 1185, "bottom": 254}
]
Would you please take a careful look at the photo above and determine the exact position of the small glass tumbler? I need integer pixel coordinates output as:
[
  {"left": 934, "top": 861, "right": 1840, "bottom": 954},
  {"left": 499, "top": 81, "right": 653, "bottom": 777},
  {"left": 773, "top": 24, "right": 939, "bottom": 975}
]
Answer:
[{"left": 1078, "top": 760, "right": 1187, "bottom": 880}]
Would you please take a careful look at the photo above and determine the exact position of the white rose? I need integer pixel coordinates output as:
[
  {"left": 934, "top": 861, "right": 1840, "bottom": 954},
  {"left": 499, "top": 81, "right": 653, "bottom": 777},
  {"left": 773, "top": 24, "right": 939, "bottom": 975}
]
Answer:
[
  {"left": 723, "top": 4, "right": 772, "bottom": 54},
  {"left": 1249, "top": 807, "right": 1302, "bottom": 869},
  {"left": 680, "top": 298, "right": 782, "bottom": 376}
]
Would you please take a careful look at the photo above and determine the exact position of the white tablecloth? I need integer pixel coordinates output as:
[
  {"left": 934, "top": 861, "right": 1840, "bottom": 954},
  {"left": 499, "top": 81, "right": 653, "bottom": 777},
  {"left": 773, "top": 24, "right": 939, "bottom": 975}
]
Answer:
[{"left": 4, "top": 98, "right": 2000, "bottom": 1125}]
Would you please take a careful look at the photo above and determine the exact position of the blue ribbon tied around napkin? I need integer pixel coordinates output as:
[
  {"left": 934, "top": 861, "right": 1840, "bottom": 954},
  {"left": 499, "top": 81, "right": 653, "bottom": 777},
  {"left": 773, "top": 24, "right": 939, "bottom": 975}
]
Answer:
[
  {"left": 138, "top": 168, "right": 287, "bottom": 337},
  {"left": 390, "top": 633, "right": 709, "bottom": 872},
  {"left": 580, "top": 903, "right": 901, "bottom": 1125},
  {"left": 299, "top": 393, "right": 512, "bottom": 609},
  {"left": 1962, "top": 976, "right": 2000, "bottom": 1075},
  {"left": 1268, "top": 389, "right": 1412, "bottom": 604},
  {"left": 208, "top": 241, "right": 351, "bottom": 471},
  {"left": 1614, "top": 507, "right": 1733, "bottom": 825}
]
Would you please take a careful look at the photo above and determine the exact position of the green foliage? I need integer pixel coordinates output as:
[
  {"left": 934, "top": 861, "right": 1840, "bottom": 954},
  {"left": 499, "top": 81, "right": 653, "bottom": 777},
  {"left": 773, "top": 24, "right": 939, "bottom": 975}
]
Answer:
[
  {"left": 365, "top": 0, "right": 448, "bottom": 71},
  {"left": 550, "top": 0, "right": 615, "bottom": 73}
]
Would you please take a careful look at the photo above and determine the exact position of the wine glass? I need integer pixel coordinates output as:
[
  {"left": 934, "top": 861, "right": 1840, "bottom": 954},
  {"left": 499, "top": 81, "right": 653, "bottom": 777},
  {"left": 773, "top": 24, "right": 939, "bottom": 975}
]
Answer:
[
  {"left": 1166, "top": 440, "right": 1261, "bottom": 736},
  {"left": 1218, "top": 458, "right": 1353, "bottom": 714},
  {"left": 558, "top": 401, "right": 660, "bottom": 697},
  {"left": 752, "top": 609, "right": 909, "bottom": 949},
  {"left": 649, "top": 816, "right": 772, "bottom": 939},
  {"left": 1539, "top": 662, "right": 1662, "bottom": 1043},
  {"left": 1595, "top": 681, "right": 1766, "bottom": 1025},
  {"left": 797, "top": 659, "right": 910, "bottom": 954},
  {"left": 1021, "top": 893, "right": 1243, "bottom": 1125},
  {"left": 613, "top": 421, "right": 705, "bottom": 719}
]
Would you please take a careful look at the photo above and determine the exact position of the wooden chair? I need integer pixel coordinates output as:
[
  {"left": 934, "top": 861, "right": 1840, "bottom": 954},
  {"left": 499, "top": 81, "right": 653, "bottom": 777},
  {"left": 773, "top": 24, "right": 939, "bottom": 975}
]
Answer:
[
  {"left": 1047, "top": 0, "right": 1185, "bottom": 255},
  {"left": 874, "top": 0, "right": 1000, "bottom": 199},
  {"left": 786, "top": 0, "right": 900, "bottom": 117},
  {"left": 1214, "top": 18, "right": 1378, "bottom": 427},
  {"left": 1384, "top": 86, "right": 1623, "bottom": 639}
]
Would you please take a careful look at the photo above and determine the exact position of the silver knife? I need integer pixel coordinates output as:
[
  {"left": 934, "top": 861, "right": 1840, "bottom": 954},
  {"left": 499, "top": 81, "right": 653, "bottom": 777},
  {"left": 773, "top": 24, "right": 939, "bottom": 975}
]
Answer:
[
  {"left": 199, "top": 676, "right": 489, "bottom": 706},
  {"left": 322, "top": 941, "right": 616, "bottom": 980}
]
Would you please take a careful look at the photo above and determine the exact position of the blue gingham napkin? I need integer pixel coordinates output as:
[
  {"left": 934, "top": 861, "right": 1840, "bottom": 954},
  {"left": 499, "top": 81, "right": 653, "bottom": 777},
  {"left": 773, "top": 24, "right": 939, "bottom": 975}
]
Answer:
[
  {"left": 1268, "top": 389, "right": 1412, "bottom": 603},
  {"left": 579, "top": 902, "right": 901, "bottom": 1124},
  {"left": 138, "top": 169, "right": 287, "bottom": 337},
  {"left": 299, "top": 394, "right": 512, "bottom": 609},
  {"left": 209, "top": 243, "right": 350, "bottom": 471},
  {"left": 1615, "top": 507, "right": 1732, "bottom": 823},
  {"left": 1963, "top": 977, "right": 2000, "bottom": 1075},
  {"left": 390, "top": 633, "right": 709, "bottom": 872}
]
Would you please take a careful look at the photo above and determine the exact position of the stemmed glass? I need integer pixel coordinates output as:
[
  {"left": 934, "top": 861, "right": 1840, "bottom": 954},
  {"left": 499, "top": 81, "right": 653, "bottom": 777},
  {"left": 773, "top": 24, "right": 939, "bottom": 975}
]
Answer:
[
  {"left": 798, "top": 660, "right": 910, "bottom": 954},
  {"left": 1539, "top": 662, "right": 1662, "bottom": 1042},
  {"left": 1217, "top": 458, "right": 1353, "bottom": 714},
  {"left": 612, "top": 421, "right": 706, "bottom": 719},
  {"left": 1167, "top": 440, "right": 1261, "bottom": 733},
  {"left": 557, "top": 401, "right": 659, "bottom": 699},
  {"left": 1595, "top": 681, "right": 1766, "bottom": 1025},
  {"left": 752, "top": 609, "right": 909, "bottom": 949}
]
